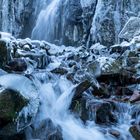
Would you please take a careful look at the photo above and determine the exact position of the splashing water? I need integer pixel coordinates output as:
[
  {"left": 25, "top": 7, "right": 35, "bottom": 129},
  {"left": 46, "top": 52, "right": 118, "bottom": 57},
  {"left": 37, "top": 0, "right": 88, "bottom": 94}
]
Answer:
[{"left": 31, "top": 76, "right": 108, "bottom": 140}]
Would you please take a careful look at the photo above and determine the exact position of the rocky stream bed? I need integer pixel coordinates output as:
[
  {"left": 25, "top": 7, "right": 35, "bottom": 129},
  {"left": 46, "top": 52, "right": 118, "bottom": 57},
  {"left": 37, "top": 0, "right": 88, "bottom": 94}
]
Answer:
[{"left": 0, "top": 17, "right": 140, "bottom": 140}]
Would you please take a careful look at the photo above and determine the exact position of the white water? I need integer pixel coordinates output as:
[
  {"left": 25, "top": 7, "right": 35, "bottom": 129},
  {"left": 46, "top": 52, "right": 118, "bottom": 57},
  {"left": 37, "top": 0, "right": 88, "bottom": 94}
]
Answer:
[
  {"left": 25, "top": 70, "right": 134, "bottom": 140},
  {"left": 32, "top": 0, "right": 63, "bottom": 42},
  {"left": 29, "top": 76, "right": 109, "bottom": 140}
]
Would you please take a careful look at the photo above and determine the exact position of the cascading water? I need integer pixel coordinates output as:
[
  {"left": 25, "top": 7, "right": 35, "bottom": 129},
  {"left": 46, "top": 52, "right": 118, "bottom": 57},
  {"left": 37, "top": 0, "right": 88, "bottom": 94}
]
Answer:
[
  {"left": 27, "top": 76, "right": 107, "bottom": 140},
  {"left": 25, "top": 73, "right": 135, "bottom": 140},
  {"left": 31, "top": 0, "right": 64, "bottom": 42},
  {"left": 1, "top": 0, "right": 140, "bottom": 140},
  {"left": 23, "top": 44, "right": 135, "bottom": 140}
]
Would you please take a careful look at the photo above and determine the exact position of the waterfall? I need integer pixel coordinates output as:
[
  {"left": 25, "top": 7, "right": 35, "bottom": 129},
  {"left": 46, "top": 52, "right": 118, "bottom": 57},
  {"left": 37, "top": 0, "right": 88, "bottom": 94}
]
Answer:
[{"left": 31, "top": 0, "right": 64, "bottom": 42}]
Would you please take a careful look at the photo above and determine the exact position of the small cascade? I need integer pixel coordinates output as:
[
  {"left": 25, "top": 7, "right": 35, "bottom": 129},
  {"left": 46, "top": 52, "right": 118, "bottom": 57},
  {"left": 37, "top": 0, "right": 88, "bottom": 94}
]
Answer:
[{"left": 26, "top": 76, "right": 110, "bottom": 140}]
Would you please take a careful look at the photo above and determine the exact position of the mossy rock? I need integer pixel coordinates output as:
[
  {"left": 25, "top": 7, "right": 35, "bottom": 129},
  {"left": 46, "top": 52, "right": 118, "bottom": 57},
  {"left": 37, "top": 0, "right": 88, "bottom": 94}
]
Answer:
[{"left": 0, "top": 88, "right": 28, "bottom": 124}]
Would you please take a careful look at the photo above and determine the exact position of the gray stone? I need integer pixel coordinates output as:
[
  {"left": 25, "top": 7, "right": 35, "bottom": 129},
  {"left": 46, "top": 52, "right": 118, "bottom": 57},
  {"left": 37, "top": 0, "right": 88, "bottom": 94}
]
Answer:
[{"left": 119, "top": 17, "right": 140, "bottom": 41}]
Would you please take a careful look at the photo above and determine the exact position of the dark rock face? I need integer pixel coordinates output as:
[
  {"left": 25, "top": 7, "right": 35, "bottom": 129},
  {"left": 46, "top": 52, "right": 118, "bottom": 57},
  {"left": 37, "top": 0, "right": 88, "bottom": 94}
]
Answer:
[
  {"left": 0, "top": 39, "right": 11, "bottom": 69},
  {"left": 0, "top": 0, "right": 35, "bottom": 38}
]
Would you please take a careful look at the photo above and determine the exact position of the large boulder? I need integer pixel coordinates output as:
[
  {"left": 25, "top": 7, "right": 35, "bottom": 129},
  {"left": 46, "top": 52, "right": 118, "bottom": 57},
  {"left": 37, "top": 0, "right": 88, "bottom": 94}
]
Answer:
[
  {"left": 0, "top": 88, "right": 28, "bottom": 126},
  {"left": 0, "top": 74, "right": 39, "bottom": 131}
]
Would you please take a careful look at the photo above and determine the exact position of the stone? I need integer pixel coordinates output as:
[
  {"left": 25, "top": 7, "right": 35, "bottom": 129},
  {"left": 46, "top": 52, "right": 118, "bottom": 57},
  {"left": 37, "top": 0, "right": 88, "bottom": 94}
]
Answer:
[
  {"left": 100, "top": 58, "right": 121, "bottom": 75},
  {"left": 70, "top": 98, "right": 89, "bottom": 122},
  {"left": 0, "top": 39, "right": 11, "bottom": 69},
  {"left": 0, "top": 74, "right": 39, "bottom": 131},
  {"left": 116, "top": 87, "right": 133, "bottom": 96},
  {"left": 129, "top": 125, "right": 140, "bottom": 140},
  {"left": 15, "top": 48, "right": 47, "bottom": 69},
  {"left": 0, "top": 88, "right": 28, "bottom": 125},
  {"left": 108, "top": 129, "right": 120, "bottom": 138},
  {"left": 51, "top": 67, "right": 68, "bottom": 75},
  {"left": 29, "top": 119, "right": 62, "bottom": 140},
  {"left": 6, "top": 58, "right": 27, "bottom": 72},
  {"left": 73, "top": 80, "right": 91, "bottom": 100},
  {"left": 129, "top": 91, "right": 140, "bottom": 103},
  {"left": 110, "top": 44, "right": 128, "bottom": 54},
  {"left": 66, "top": 73, "right": 76, "bottom": 83},
  {"left": 119, "top": 17, "right": 140, "bottom": 41},
  {"left": 23, "top": 44, "right": 31, "bottom": 51},
  {"left": 0, "top": 123, "right": 26, "bottom": 140},
  {"left": 92, "top": 83, "right": 110, "bottom": 98},
  {"left": 95, "top": 102, "right": 117, "bottom": 124}
]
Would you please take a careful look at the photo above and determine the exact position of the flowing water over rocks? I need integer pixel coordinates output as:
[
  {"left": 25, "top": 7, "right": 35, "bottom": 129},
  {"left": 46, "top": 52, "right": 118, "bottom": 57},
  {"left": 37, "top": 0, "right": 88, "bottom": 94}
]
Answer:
[
  {"left": 0, "top": 27, "right": 140, "bottom": 139},
  {"left": 1, "top": 0, "right": 140, "bottom": 140}
]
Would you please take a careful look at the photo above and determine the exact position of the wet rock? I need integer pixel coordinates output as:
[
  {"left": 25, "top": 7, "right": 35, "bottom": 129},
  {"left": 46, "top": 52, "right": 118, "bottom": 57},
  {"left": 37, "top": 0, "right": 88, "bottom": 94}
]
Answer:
[
  {"left": 51, "top": 67, "right": 68, "bottom": 75},
  {"left": 29, "top": 119, "right": 62, "bottom": 140},
  {"left": 16, "top": 49, "right": 47, "bottom": 69},
  {"left": 129, "top": 125, "right": 140, "bottom": 140},
  {"left": 0, "top": 88, "right": 28, "bottom": 125},
  {"left": 0, "top": 74, "right": 39, "bottom": 131},
  {"left": 18, "top": 39, "right": 32, "bottom": 49},
  {"left": 6, "top": 58, "right": 27, "bottom": 72},
  {"left": 0, "top": 39, "right": 11, "bottom": 69},
  {"left": 23, "top": 44, "right": 31, "bottom": 51},
  {"left": 0, "top": 123, "right": 26, "bottom": 140},
  {"left": 126, "top": 57, "right": 139, "bottom": 66},
  {"left": 73, "top": 80, "right": 91, "bottom": 100},
  {"left": 92, "top": 83, "right": 110, "bottom": 98},
  {"left": 71, "top": 98, "right": 89, "bottom": 122},
  {"left": 66, "top": 73, "right": 77, "bottom": 84},
  {"left": 47, "top": 130, "right": 63, "bottom": 140},
  {"left": 110, "top": 44, "right": 128, "bottom": 54},
  {"left": 90, "top": 43, "right": 108, "bottom": 56},
  {"left": 108, "top": 129, "right": 120, "bottom": 138},
  {"left": 100, "top": 58, "right": 121, "bottom": 75},
  {"left": 95, "top": 102, "right": 117, "bottom": 124},
  {"left": 68, "top": 61, "right": 77, "bottom": 67},
  {"left": 129, "top": 91, "right": 140, "bottom": 103},
  {"left": 116, "top": 87, "right": 133, "bottom": 96}
]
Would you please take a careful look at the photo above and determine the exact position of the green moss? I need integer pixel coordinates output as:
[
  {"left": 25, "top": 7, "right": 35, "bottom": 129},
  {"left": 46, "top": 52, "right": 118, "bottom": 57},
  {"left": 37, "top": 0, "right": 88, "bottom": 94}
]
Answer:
[{"left": 0, "top": 89, "right": 28, "bottom": 122}]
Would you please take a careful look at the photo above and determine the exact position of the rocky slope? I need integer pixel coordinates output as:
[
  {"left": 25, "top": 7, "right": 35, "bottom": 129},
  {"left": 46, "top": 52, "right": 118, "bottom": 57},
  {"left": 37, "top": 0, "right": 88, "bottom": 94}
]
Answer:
[
  {"left": 0, "top": 16, "right": 140, "bottom": 139},
  {"left": 1, "top": 0, "right": 140, "bottom": 46},
  {"left": 1, "top": 0, "right": 140, "bottom": 140}
]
